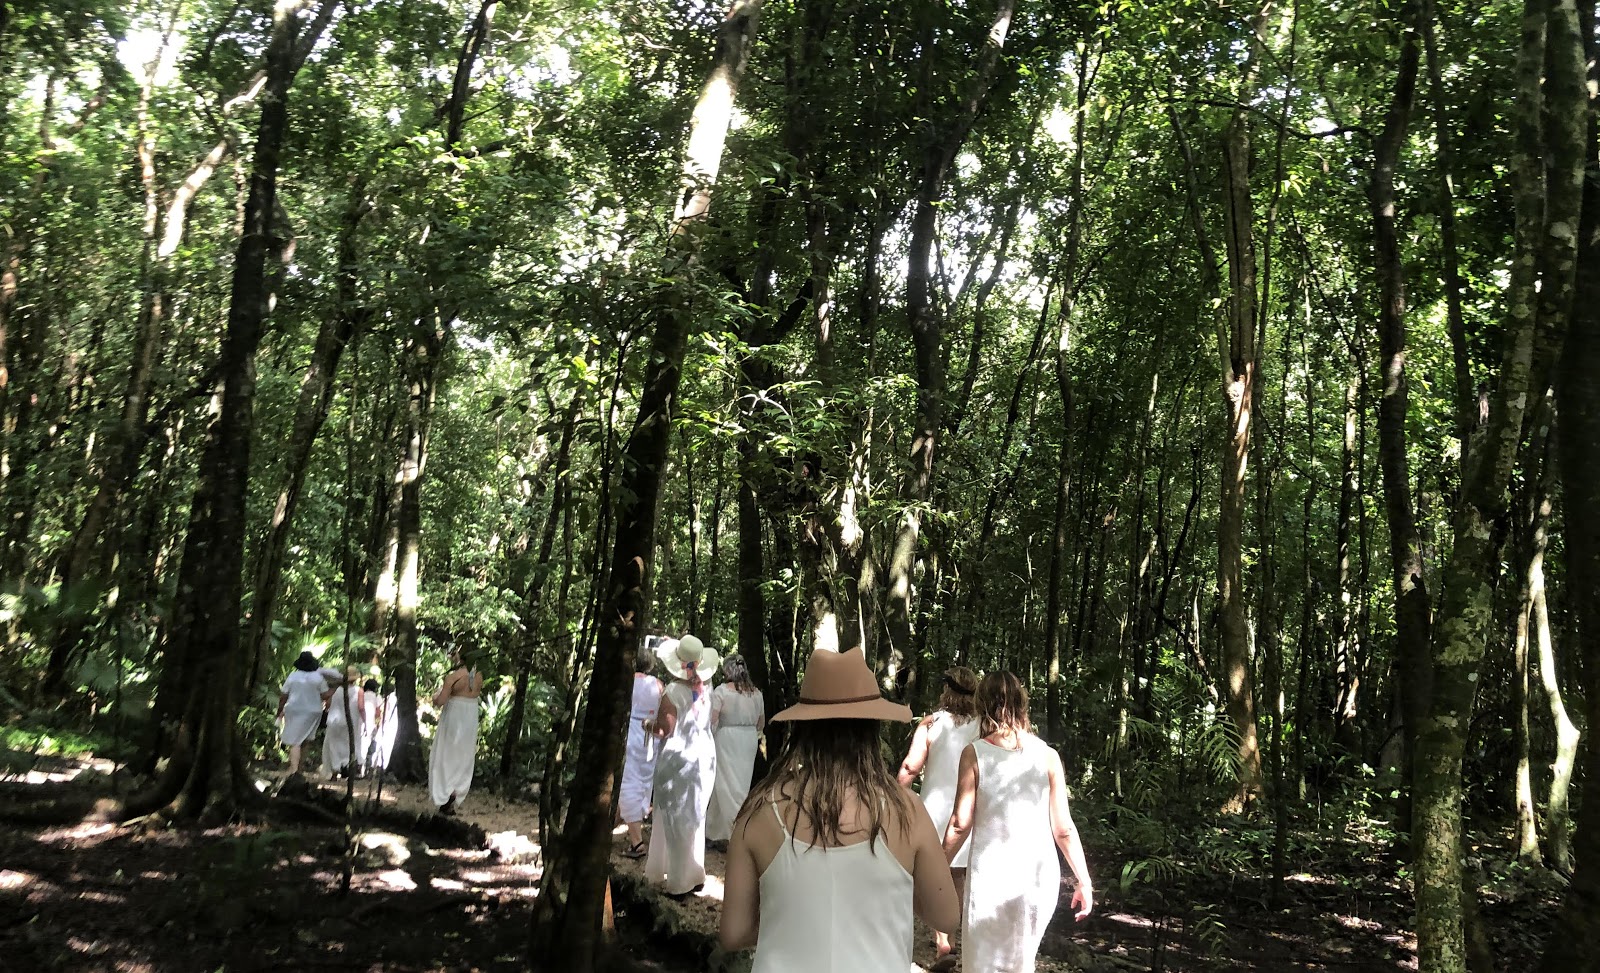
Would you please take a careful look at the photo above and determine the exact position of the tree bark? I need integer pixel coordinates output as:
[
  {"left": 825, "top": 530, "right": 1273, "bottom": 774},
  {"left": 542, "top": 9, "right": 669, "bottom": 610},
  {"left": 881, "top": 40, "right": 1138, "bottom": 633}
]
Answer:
[
  {"left": 528, "top": 6, "right": 762, "bottom": 967},
  {"left": 1416, "top": 1, "right": 1586, "bottom": 966},
  {"left": 130, "top": 0, "right": 313, "bottom": 822}
]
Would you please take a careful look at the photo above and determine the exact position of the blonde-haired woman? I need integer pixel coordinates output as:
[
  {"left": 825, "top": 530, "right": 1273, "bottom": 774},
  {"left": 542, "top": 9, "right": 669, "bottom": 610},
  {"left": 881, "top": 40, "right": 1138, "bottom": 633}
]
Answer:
[
  {"left": 898, "top": 665, "right": 980, "bottom": 963},
  {"left": 719, "top": 648, "right": 959, "bottom": 971},
  {"left": 945, "top": 671, "right": 1093, "bottom": 973},
  {"left": 706, "top": 653, "right": 765, "bottom": 847}
]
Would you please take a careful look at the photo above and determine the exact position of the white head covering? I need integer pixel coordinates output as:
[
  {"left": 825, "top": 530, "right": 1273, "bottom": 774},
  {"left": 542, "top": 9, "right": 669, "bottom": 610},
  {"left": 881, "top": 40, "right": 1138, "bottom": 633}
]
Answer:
[{"left": 653, "top": 634, "right": 720, "bottom": 682}]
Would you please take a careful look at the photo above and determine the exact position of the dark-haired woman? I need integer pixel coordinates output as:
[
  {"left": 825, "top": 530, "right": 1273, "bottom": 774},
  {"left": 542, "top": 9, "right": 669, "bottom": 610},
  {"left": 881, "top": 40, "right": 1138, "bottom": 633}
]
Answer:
[
  {"left": 620, "top": 647, "right": 664, "bottom": 858},
  {"left": 719, "top": 648, "right": 959, "bottom": 972},
  {"left": 707, "top": 653, "right": 765, "bottom": 846},
  {"left": 945, "top": 671, "right": 1093, "bottom": 973},
  {"left": 898, "top": 665, "right": 980, "bottom": 962},
  {"left": 277, "top": 651, "right": 331, "bottom": 776}
]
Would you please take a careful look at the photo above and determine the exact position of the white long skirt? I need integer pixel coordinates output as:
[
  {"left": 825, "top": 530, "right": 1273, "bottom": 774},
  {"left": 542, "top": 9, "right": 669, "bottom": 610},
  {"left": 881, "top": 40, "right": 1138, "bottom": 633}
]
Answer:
[
  {"left": 429, "top": 696, "right": 480, "bottom": 807},
  {"left": 619, "top": 719, "right": 658, "bottom": 824},
  {"left": 322, "top": 717, "right": 361, "bottom": 775},
  {"left": 281, "top": 705, "right": 321, "bottom": 748},
  {"left": 644, "top": 741, "right": 715, "bottom": 894},
  {"left": 706, "top": 725, "right": 758, "bottom": 842}
]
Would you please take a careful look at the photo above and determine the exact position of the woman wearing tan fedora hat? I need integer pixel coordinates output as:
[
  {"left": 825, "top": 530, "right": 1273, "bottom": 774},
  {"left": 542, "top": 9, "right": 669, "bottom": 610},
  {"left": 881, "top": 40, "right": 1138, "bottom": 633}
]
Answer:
[
  {"left": 642, "top": 634, "right": 720, "bottom": 897},
  {"left": 718, "top": 648, "right": 960, "bottom": 971}
]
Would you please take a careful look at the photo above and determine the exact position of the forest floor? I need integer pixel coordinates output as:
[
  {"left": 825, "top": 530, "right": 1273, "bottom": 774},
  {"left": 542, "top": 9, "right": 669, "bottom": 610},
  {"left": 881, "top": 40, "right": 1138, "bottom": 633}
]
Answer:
[{"left": 0, "top": 750, "right": 1564, "bottom": 972}]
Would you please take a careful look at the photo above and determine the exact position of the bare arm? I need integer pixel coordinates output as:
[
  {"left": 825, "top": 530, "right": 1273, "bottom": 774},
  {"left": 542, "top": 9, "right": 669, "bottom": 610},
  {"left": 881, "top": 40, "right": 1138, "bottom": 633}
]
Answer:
[
  {"left": 649, "top": 693, "right": 679, "bottom": 739},
  {"left": 910, "top": 797, "right": 961, "bottom": 933},
  {"left": 942, "top": 744, "right": 978, "bottom": 861},
  {"left": 710, "top": 687, "right": 724, "bottom": 731},
  {"left": 1047, "top": 749, "right": 1094, "bottom": 919},
  {"left": 277, "top": 692, "right": 288, "bottom": 717},
  {"left": 433, "top": 670, "right": 457, "bottom": 708},
  {"left": 897, "top": 716, "right": 935, "bottom": 787},
  {"left": 718, "top": 810, "right": 762, "bottom": 952}
]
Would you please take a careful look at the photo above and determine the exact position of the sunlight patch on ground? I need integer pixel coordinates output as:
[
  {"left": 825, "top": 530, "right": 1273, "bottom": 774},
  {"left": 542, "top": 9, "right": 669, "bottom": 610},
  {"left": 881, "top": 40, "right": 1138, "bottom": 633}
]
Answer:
[
  {"left": 0, "top": 868, "right": 36, "bottom": 889},
  {"left": 1286, "top": 872, "right": 1336, "bottom": 885},
  {"left": 432, "top": 877, "right": 467, "bottom": 891},
  {"left": 375, "top": 868, "right": 417, "bottom": 891},
  {"left": 37, "top": 822, "right": 115, "bottom": 843},
  {"left": 1330, "top": 913, "right": 1385, "bottom": 933},
  {"left": 1102, "top": 911, "right": 1154, "bottom": 929}
]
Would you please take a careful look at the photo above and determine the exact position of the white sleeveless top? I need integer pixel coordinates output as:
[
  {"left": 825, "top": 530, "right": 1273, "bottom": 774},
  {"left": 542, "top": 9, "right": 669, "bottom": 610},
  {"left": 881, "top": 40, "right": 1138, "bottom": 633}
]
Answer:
[
  {"left": 920, "top": 710, "right": 980, "bottom": 867},
  {"left": 752, "top": 804, "right": 915, "bottom": 973}
]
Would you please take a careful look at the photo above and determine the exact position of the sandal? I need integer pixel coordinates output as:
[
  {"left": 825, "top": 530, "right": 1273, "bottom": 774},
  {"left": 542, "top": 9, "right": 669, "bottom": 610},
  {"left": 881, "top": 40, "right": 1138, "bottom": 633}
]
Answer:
[{"left": 622, "top": 840, "right": 648, "bottom": 859}]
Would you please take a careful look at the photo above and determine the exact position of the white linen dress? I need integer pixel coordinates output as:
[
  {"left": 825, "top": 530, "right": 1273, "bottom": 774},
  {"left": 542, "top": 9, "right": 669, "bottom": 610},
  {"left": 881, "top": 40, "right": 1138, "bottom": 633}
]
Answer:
[
  {"left": 322, "top": 685, "right": 364, "bottom": 775},
  {"left": 358, "top": 690, "right": 380, "bottom": 771},
  {"left": 751, "top": 802, "right": 916, "bottom": 973},
  {"left": 279, "top": 670, "right": 326, "bottom": 748},
  {"left": 620, "top": 673, "right": 663, "bottom": 824},
  {"left": 374, "top": 691, "right": 399, "bottom": 771},
  {"left": 706, "top": 684, "right": 764, "bottom": 842},
  {"left": 429, "top": 674, "right": 481, "bottom": 807},
  {"left": 962, "top": 733, "right": 1060, "bottom": 973},
  {"left": 919, "top": 709, "right": 980, "bottom": 867},
  {"left": 644, "top": 680, "right": 715, "bottom": 893}
]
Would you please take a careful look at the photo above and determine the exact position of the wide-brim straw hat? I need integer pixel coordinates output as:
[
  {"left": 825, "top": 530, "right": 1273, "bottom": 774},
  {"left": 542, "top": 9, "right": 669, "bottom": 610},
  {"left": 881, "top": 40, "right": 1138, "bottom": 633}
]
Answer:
[
  {"left": 655, "top": 634, "right": 720, "bottom": 681},
  {"left": 771, "top": 649, "right": 913, "bottom": 723}
]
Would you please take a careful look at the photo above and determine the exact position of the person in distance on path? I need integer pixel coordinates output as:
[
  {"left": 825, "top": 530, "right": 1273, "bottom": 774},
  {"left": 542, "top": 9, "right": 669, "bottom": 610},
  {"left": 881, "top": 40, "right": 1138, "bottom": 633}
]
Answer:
[
  {"left": 643, "top": 635, "right": 719, "bottom": 897},
  {"left": 429, "top": 645, "right": 484, "bottom": 815}
]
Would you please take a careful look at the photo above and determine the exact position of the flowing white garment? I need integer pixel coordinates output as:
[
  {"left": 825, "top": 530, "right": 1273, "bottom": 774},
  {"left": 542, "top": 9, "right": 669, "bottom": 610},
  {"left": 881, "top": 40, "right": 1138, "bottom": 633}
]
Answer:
[
  {"left": 644, "top": 680, "right": 715, "bottom": 894},
  {"left": 322, "top": 686, "right": 365, "bottom": 775},
  {"left": 374, "top": 692, "right": 399, "bottom": 771},
  {"left": 962, "top": 734, "right": 1059, "bottom": 973},
  {"left": 358, "top": 691, "right": 380, "bottom": 770},
  {"left": 620, "top": 674, "right": 663, "bottom": 824},
  {"left": 279, "top": 670, "right": 325, "bottom": 748},
  {"left": 920, "top": 710, "right": 980, "bottom": 868},
  {"left": 707, "top": 685, "right": 764, "bottom": 842},
  {"left": 429, "top": 695, "right": 480, "bottom": 807}
]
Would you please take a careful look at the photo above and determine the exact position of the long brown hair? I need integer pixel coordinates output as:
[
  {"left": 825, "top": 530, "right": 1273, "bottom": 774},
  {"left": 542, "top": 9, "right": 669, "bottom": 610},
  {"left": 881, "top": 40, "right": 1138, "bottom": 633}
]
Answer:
[
  {"left": 741, "top": 719, "right": 916, "bottom": 852},
  {"left": 937, "top": 666, "right": 978, "bottom": 722},
  {"left": 976, "top": 670, "right": 1030, "bottom": 735},
  {"left": 719, "top": 653, "right": 758, "bottom": 694}
]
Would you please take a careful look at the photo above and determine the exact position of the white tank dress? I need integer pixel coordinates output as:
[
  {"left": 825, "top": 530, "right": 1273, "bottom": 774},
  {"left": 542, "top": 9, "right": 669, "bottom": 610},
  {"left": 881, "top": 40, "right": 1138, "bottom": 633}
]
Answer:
[
  {"left": 429, "top": 673, "right": 481, "bottom": 807},
  {"left": 620, "top": 673, "right": 664, "bottom": 824},
  {"left": 707, "top": 684, "right": 764, "bottom": 841},
  {"left": 963, "top": 734, "right": 1060, "bottom": 973},
  {"left": 644, "top": 680, "right": 715, "bottom": 893},
  {"left": 751, "top": 802, "right": 916, "bottom": 973},
  {"left": 322, "top": 685, "right": 364, "bottom": 775},
  {"left": 279, "top": 670, "right": 326, "bottom": 747},
  {"left": 919, "top": 710, "right": 980, "bottom": 868}
]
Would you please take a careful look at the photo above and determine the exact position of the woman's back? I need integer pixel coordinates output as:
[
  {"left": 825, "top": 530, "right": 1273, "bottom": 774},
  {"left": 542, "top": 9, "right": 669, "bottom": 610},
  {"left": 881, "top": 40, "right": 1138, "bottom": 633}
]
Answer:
[
  {"left": 748, "top": 793, "right": 918, "bottom": 973},
  {"left": 713, "top": 684, "right": 764, "bottom": 726},
  {"left": 282, "top": 670, "right": 325, "bottom": 711}
]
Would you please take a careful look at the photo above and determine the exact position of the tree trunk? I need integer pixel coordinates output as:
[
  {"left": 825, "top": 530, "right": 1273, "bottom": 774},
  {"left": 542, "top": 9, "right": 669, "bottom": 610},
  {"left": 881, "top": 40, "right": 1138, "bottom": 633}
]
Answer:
[
  {"left": 883, "top": 0, "right": 1017, "bottom": 681},
  {"left": 129, "top": 0, "right": 311, "bottom": 822},
  {"left": 1538, "top": 5, "right": 1600, "bottom": 962},
  {"left": 528, "top": 6, "right": 762, "bottom": 967},
  {"left": 1417, "top": 1, "right": 1586, "bottom": 966}
]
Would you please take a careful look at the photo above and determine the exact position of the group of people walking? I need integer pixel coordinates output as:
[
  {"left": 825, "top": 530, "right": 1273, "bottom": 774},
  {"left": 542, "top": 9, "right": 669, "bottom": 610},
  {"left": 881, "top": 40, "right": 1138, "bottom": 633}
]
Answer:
[
  {"left": 619, "top": 634, "right": 767, "bottom": 899},
  {"left": 710, "top": 649, "right": 1092, "bottom": 973},
  {"left": 275, "top": 645, "right": 483, "bottom": 816}
]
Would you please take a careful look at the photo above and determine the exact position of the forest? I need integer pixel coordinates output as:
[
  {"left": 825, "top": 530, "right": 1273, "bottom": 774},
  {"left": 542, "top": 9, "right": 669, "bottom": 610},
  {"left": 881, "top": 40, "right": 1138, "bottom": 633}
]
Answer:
[{"left": 0, "top": 0, "right": 1596, "bottom": 970}]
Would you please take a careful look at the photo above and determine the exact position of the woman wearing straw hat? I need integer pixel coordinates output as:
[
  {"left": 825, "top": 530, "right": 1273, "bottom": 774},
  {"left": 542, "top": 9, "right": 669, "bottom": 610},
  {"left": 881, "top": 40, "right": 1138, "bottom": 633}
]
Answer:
[
  {"left": 643, "top": 634, "right": 719, "bottom": 897},
  {"left": 706, "top": 653, "right": 765, "bottom": 849},
  {"left": 897, "top": 665, "right": 981, "bottom": 965},
  {"left": 719, "top": 648, "right": 960, "bottom": 971},
  {"left": 944, "top": 671, "right": 1093, "bottom": 973}
]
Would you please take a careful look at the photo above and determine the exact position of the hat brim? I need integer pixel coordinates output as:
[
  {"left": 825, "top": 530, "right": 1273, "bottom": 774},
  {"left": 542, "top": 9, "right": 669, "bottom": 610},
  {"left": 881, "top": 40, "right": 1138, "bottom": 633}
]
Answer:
[
  {"left": 770, "top": 697, "right": 913, "bottom": 723},
  {"left": 655, "top": 641, "right": 720, "bottom": 680}
]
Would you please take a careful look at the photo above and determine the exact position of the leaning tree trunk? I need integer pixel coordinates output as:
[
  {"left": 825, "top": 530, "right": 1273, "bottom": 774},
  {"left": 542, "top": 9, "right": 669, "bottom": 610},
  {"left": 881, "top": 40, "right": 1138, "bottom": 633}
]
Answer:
[
  {"left": 527, "top": 6, "right": 762, "bottom": 969},
  {"left": 1416, "top": 0, "right": 1586, "bottom": 967},
  {"left": 127, "top": 0, "right": 312, "bottom": 822}
]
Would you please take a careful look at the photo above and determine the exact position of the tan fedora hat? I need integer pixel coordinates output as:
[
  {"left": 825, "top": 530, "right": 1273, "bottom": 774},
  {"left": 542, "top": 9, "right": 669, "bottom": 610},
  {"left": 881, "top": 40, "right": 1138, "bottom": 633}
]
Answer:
[{"left": 771, "top": 649, "right": 912, "bottom": 723}]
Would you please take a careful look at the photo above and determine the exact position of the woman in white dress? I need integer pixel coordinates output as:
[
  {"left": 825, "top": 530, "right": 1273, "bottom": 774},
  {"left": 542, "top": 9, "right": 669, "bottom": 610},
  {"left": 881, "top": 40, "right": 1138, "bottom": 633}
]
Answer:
[
  {"left": 897, "top": 665, "right": 980, "bottom": 963},
  {"left": 620, "top": 647, "right": 664, "bottom": 858},
  {"left": 373, "top": 685, "right": 400, "bottom": 773},
  {"left": 429, "top": 649, "right": 484, "bottom": 814},
  {"left": 706, "top": 653, "right": 764, "bottom": 847},
  {"left": 277, "top": 651, "right": 331, "bottom": 775},
  {"left": 719, "top": 647, "right": 960, "bottom": 972},
  {"left": 322, "top": 666, "right": 365, "bottom": 778},
  {"left": 643, "top": 634, "right": 718, "bottom": 897},
  {"left": 944, "top": 671, "right": 1094, "bottom": 973}
]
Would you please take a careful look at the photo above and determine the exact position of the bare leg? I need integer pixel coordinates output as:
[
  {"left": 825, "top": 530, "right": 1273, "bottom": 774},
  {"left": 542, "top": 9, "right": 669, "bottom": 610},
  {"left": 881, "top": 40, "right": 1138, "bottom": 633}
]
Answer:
[
  {"left": 627, "top": 821, "right": 643, "bottom": 846},
  {"left": 287, "top": 744, "right": 303, "bottom": 775}
]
